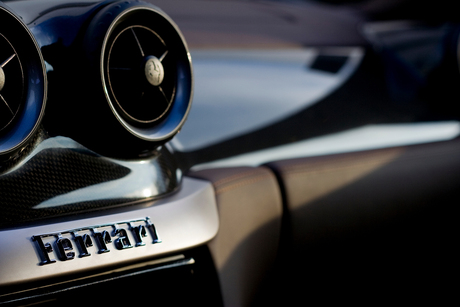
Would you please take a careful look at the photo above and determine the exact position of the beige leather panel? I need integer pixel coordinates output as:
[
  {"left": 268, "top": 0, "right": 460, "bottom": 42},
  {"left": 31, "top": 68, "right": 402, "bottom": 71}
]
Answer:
[
  {"left": 267, "top": 139, "right": 460, "bottom": 245},
  {"left": 190, "top": 166, "right": 283, "bottom": 307}
]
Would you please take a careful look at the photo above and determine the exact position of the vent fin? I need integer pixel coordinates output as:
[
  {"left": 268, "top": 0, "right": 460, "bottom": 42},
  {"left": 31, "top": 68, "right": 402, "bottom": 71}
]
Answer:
[
  {"left": 0, "top": 5, "right": 47, "bottom": 158},
  {"left": 107, "top": 25, "right": 175, "bottom": 124},
  {"left": 0, "top": 35, "right": 24, "bottom": 132},
  {"left": 93, "top": 3, "right": 193, "bottom": 144}
]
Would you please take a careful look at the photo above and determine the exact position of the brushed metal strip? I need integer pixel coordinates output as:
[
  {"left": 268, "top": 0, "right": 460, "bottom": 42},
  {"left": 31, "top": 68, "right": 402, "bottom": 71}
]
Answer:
[{"left": 0, "top": 177, "right": 218, "bottom": 286}]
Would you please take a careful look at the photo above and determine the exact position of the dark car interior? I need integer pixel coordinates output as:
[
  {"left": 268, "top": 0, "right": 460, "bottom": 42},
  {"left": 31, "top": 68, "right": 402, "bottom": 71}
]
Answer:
[{"left": 0, "top": 0, "right": 458, "bottom": 305}]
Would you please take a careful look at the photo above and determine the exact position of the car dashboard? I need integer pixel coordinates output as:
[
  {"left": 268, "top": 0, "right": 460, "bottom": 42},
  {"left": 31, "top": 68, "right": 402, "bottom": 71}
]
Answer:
[{"left": 0, "top": 0, "right": 458, "bottom": 305}]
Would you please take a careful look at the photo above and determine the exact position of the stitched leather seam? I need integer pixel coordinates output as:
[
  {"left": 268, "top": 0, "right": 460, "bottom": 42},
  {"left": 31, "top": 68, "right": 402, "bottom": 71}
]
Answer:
[
  {"left": 280, "top": 155, "right": 394, "bottom": 171},
  {"left": 282, "top": 161, "right": 387, "bottom": 176},
  {"left": 213, "top": 169, "right": 267, "bottom": 186},
  {"left": 215, "top": 174, "right": 272, "bottom": 195},
  {"left": 278, "top": 147, "right": 458, "bottom": 173}
]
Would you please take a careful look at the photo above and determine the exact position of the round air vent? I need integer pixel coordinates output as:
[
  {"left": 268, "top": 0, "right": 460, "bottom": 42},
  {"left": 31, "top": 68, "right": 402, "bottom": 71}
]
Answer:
[
  {"left": 0, "top": 34, "right": 24, "bottom": 132},
  {"left": 0, "top": 4, "right": 47, "bottom": 158},
  {"left": 106, "top": 25, "right": 175, "bottom": 125},
  {"left": 85, "top": 1, "right": 193, "bottom": 146}
]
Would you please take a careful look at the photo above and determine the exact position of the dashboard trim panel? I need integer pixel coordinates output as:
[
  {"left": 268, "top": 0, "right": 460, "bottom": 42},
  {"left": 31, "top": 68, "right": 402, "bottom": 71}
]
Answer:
[
  {"left": 0, "top": 176, "right": 218, "bottom": 286},
  {"left": 32, "top": 216, "right": 161, "bottom": 265}
]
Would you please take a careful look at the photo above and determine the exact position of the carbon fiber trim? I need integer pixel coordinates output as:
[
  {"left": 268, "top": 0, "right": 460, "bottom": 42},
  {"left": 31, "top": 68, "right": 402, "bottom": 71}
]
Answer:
[{"left": 0, "top": 137, "right": 179, "bottom": 228}]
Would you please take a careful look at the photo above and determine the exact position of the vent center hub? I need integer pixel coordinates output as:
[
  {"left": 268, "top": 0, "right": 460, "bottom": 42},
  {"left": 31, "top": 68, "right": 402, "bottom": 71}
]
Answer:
[
  {"left": 144, "top": 56, "right": 164, "bottom": 86},
  {"left": 0, "top": 67, "right": 4, "bottom": 92}
]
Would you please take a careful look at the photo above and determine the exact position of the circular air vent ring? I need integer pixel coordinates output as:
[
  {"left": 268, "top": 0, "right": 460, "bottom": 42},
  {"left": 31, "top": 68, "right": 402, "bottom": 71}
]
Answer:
[
  {"left": 0, "top": 4, "right": 47, "bottom": 157},
  {"left": 106, "top": 25, "right": 176, "bottom": 125},
  {"left": 0, "top": 33, "right": 24, "bottom": 133},
  {"left": 95, "top": 3, "right": 193, "bottom": 143}
]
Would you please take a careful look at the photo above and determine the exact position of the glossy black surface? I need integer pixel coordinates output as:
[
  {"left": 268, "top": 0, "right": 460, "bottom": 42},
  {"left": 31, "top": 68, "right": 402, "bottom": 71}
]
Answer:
[
  {"left": 106, "top": 26, "right": 173, "bottom": 124},
  {"left": 0, "top": 3, "right": 47, "bottom": 159},
  {"left": 1, "top": 1, "right": 459, "bottom": 305},
  {"left": 0, "top": 1, "right": 458, "bottom": 225},
  {"left": 1, "top": 0, "right": 193, "bottom": 160},
  {"left": 1, "top": 0, "right": 457, "bottom": 217},
  {"left": 1, "top": 246, "right": 223, "bottom": 306},
  {"left": 0, "top": 137, "right": 179, "bottom": 228},
  {"left": 0, "top": 1, "right": 191, "bottom": 229},
  {"left": 159, "top": 0, "right": 460, "bottom": 170}
]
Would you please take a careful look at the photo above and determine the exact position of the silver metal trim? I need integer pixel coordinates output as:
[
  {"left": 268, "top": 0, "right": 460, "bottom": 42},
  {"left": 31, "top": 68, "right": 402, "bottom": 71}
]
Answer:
[
  {"left": 100, "top": 5, "right": 193, "bottom": 142},
  {"left": 0, "top": 177, "right": 218, "bottom": 286},
  {"left": 0, "top": 54, "right": 16, "bottom": 68}
]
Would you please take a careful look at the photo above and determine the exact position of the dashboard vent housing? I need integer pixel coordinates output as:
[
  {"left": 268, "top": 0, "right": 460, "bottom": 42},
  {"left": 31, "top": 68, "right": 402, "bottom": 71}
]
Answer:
[
  {"left": 0, "top": 4, "right": 47, "bottom": 159},
  {"left": 0, "top": 34, "right": 24, "bottom": 132},
  {"left": 84, "top": 2, "right": 193, "bottom": 148},
  {"left": 105, "top": 25, "right": 175, "bottom": 125}
]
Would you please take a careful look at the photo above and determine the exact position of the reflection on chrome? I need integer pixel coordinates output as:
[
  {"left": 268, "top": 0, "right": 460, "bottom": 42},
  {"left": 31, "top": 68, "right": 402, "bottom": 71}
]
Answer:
[
  {"left": 5, "top": 136, "right": 169, "bottom": 209},
  {"left": 192, "top": 121, "right": 460, "bottom": 170}
]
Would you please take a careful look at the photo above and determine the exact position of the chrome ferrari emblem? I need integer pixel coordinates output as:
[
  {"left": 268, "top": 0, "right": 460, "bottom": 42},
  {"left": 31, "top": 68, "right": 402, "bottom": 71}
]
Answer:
[
  {"left": 144, "top": 56, "right": 164, "bottom": 86},
  {"left": 32, "top": 217, "right": 160, "bottom": 265}
]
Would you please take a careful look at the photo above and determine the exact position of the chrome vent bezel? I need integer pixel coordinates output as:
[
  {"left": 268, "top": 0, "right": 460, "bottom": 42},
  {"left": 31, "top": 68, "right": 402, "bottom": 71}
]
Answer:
[
  {"left": 0, "top": 33, "right": 24, "bottom": 132},
  {"left": 100, "top": 5, "right": 193, "bottom": 142},
  {"left": 106, "top": 25, "right": 176, "bottom": 124},
  {"left": 0, "top": 5, "right": 47, "bottom": 157}
]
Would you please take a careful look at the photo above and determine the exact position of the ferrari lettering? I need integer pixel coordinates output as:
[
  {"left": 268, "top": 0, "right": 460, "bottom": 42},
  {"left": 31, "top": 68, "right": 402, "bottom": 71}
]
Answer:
[
  {"left": 93, "top": 229, "right": 112, "bottom": 253},
  {"left": 32, "top": 217, "right": 161, "bottom": 265},
  {"left": 114, "top": 228, "right": 133, "bottom": 250},
  {"left": 56, "top": 235, "right": 75, "bottom": 261}
]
